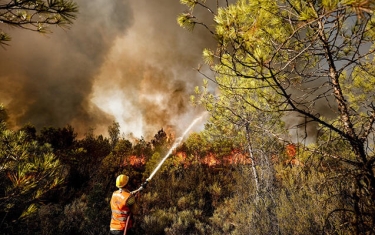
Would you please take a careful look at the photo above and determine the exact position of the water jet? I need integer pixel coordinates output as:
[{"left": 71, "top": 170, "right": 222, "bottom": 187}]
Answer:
[{"left": 131, "top": 114, "right": 204, "bottom": 194}]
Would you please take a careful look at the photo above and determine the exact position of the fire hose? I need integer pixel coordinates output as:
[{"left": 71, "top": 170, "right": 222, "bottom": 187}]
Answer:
[
  {"left": 131, "top": 180, "right": 149, "bottom": 195},
  {"left": 125, "top": 115, "right": 204, "bottom": 233},
  {"left": 123, "top": 181, "right": 148, "bottom": 235}
]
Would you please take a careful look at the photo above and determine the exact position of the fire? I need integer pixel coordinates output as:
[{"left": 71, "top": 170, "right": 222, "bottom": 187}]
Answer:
[
  {"left": 122, "top": 149, "right": 254, "bottom": 169},
  {"left": 118, "top": 143, "right": 305, "bottom": 173},
  {"left": 164, "top": 125, "right": 176, "bottom": 144},
  {"left": 173, "top": 151, "right": 190, "bottom": 168},
  {"left": 284, "top": 143, "right": 304, "bottom": 167},
  {"left": 201, "top": 150, "right": 253, "bottom": 167},
  {"left": 202, "top": 153, "right": 221, "bottom": 167},
  {"left": 123, "top": 155, "right": 146, "bottom": 167},
  {"left": 286, "top": 144, "right": 296, "bottom": 157}
]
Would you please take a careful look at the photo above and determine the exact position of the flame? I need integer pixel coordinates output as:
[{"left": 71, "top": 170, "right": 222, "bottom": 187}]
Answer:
[
  {"left": 121, "top": 149, "right": 255, "bottom": 170},
  {"left": 119, "top": 144, "right": 304, "bottom": 171},
  {"left": 284, "top": 143, "right": 304, "bottom": 167},
  {"left": 202, "top": 153, "right": 221, "bottom": 167},
  {"left": 123, "top": 155, "right": 146, "bottom": 167},
  {"left": 173, "top": 151, "right": 190, "bottom": 168},
  {"left": 286, "top": 144, "right": 296, "bottom": 157},
  {"left": 164, "top": 125, "right": 176, "bottom": 144}
]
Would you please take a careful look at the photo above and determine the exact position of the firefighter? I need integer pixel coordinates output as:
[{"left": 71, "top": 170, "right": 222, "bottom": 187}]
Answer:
[{"left": 109, "top": 174, "right": 138, "bottom": 235}]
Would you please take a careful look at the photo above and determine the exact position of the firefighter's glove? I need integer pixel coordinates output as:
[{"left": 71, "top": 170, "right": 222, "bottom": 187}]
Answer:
[{"left": 141, "top": 181, "right": 148, "bottom": 189}]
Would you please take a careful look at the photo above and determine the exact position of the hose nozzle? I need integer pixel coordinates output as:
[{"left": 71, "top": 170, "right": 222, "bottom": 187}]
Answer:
[
  {"left": 141, "top": 180, "right": 148, "bottom": 189},
  {"left": 131, "top": 180, "right": 149, "bottom": 195}
]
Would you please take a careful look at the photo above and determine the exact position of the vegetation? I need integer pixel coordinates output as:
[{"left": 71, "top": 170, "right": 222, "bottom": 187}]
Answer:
[
  {"left": 1, "top": 0, "right": 375, "bottom": 234},
  {"left": 178, "top": 0, "right": 375, "bottom": 233},
  {"left": 0, "top": 102, "right": 371, "bottom": 234}
]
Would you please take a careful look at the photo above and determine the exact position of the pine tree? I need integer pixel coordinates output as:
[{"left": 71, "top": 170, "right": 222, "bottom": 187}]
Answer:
[
  {"left": 0, "top": 0, "right": 78, "bottom": 45},
  {"left": 179, "top": 0, "right": 375, "bottom": 233},
  {"left": 0, "top": 106, "right": 65, "bottom": 232}
]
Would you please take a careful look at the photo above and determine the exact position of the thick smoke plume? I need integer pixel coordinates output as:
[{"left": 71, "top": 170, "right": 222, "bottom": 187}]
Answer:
[{"left": 0, "top": 0, "right": 210, "bottom": 139}]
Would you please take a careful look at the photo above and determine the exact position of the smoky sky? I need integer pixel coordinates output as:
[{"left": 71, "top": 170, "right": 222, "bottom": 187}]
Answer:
[{"left": 0, "top": 0, "right": 212, "bottom": 139}]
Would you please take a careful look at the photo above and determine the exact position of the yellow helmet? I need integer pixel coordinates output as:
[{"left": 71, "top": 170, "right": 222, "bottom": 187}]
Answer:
[{"left": 116, "top": 174, "right": 129, "bottom": 188}]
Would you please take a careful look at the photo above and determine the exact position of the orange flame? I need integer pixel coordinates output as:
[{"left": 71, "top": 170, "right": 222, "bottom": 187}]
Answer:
[
  {"left": 174, "top": 151, "right": 190, "bottom": 168},
  {"left": 122, "top": 149, "right": 255, "bottom": 170},
  {"left": 202, "top": 153, "right": 221, "bottom": 167},
  {"left": 123, "top": 155, "right": 146, "bottom": 167},
  {"left": 284, "top": 144, "right": 304, "bottom": 167},
  {"left": 286, "top": 144, "right": 296, "bottom": 158}
]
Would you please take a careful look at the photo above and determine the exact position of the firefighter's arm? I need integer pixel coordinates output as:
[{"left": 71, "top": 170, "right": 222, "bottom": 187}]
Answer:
[{"left": 126, "top": 194, "right": 140, "bottom": 215}]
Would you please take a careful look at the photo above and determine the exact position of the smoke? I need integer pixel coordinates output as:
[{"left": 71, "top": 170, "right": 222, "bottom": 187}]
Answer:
[{"left": 0, "top": 0, "right": 211, "bottom": 139}]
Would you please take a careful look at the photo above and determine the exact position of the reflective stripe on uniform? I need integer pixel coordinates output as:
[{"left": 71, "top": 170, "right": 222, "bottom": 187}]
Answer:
[
  {"left": 111, "top": 209, "right": 129, "bottom": 215},
  {"left": 110, "top": 189, "right": 132, "bottom": 230},
  {"left": 112, "top": 215, "right": 128, "bottom": 221}
]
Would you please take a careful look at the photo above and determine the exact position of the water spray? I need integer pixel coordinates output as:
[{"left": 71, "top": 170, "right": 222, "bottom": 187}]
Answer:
[{"left": 131, "top": 115, "right": 204, "bottom": 194}]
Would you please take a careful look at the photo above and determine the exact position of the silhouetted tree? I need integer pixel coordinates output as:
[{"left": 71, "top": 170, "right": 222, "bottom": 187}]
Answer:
[
  {"left": 108, "top": 121, "right": 120, "bottom": 150},
  {"left": 151, "top": 128, "right": 168, "bottom": 154},
  {"left": 0, "top": 111, "right": 65, "bottom": 233}
]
